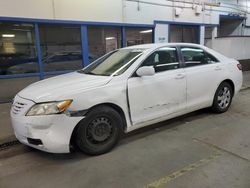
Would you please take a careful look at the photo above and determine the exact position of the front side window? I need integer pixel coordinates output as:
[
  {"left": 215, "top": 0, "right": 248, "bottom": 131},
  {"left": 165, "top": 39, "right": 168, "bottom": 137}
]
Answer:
[
  {"left": 80, "top": 49, "right": 144, "bottom": 76},
  {"left": 181, "top": 47, "right": 219, "bottom": 67},
  {"left": 142, "top": 47, "right": 179, "bottom": 73}
]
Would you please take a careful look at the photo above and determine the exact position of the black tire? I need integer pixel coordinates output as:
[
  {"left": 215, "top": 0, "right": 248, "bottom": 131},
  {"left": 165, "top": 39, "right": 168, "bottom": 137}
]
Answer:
[
  {"left": 211, "top": 82, "right": 233, "bottom": 113},
  {"left": 75, "top": 106, "right": 122, "bottom": 155}
]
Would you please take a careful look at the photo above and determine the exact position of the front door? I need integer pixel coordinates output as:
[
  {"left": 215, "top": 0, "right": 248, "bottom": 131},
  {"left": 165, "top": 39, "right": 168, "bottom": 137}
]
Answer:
[{"left": 127, "top": 46, "right": 187, "bottom": 125}]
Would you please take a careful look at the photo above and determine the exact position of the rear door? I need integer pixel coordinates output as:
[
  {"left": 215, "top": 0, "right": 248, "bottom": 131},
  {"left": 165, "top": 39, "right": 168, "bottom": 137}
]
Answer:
[
  {"left": 180, "top": 46, "right": 225, "bottom": 109},
  {"left": 127, "top": 46, "right": 187, "bottom": 125}
]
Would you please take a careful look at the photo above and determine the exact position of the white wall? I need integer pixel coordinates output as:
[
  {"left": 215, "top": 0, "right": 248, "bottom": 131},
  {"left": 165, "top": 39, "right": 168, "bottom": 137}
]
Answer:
[
  {"left": 206, "top": 36, "right": 250, "bottom": 60},
  {"left": 243, "top": 27, "right": 250, "bottom": 35},
  {"left": 0, "top": 0, "right": 241, "bottom": 25},
  {"left": 53, "top": 0, "right": 123, "bottom": 22},
  {"left": 123, "top": 0, "right": 218, "bottom": 25},
  {"left": 0, "top": 0, "right": 54, "bottom": 19},
  {"left": 0, "top": 0, "right": 123, "bottom": 23},
  {"left": 200, "top": 26, "right": 205, "bottom": 45},
  {"left": 154, "top": 24, "right": 169, "bottom": 43}
]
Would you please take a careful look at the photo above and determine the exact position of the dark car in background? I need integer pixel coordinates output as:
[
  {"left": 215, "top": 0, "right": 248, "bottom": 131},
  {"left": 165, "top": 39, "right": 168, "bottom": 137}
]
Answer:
[
  {"left": 6, "top": 51, "right": 82, "bottom": 74},
  {"left": 0, "top": 53, "right": 36, "bottom": 75}
]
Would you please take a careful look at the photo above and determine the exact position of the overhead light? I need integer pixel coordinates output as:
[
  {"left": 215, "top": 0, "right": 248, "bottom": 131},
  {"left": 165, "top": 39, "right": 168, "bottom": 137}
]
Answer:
[
  {"left": 21, "top": 23, "right": 33, "bottom": 27},
  {"left": 12, "top": 29, "right": 31, "bottom": 32},
  {"left": 105, "top": 37, "right": 115, "bottom": 40},
  {"left": 140, "top": 29, "right": 153, "bottom": 34},
  {"left": 2, "top": 34, "right": 15, "bottom": 38}
]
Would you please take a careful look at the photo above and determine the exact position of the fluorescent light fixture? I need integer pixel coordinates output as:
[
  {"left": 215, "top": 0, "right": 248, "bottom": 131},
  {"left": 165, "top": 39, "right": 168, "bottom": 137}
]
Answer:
[
  {"left": 2, "top": 34, "right": 15, "bottom": 38},
  {"left": 140, "top": 29, "right": 153, "bottom": 34},
  {"left": 105, "top": 37, "right": 115, "bottom": 40},
  {"left": 21, "top": 23, "right": 33, "bottom": 27},
  {"left": 12, "top": 29, "right": 31, "bottom": 32}
]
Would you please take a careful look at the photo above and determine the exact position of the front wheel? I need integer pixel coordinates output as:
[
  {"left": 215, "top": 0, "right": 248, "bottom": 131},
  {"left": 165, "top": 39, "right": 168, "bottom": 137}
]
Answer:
[
  {"left": 75, "top": 106, "right": 123, "bottom": 155},
  {"left": 211, "top": 82, "right": 233, "bottom": 113}
]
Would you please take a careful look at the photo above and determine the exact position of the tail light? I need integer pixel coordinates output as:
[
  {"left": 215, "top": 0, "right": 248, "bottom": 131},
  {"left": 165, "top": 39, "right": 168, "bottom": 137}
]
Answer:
[{"left": 237, "top": 63, "right": 242, "bottom": 71}]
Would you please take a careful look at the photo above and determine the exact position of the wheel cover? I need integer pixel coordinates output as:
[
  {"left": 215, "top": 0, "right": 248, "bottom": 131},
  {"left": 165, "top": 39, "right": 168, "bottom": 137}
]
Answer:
[
  {"left": 86, "top": 117, "right": 113, "bottom": 144},
  {"left": 217, "top": 86, "right": 231, "bottom": 109}
]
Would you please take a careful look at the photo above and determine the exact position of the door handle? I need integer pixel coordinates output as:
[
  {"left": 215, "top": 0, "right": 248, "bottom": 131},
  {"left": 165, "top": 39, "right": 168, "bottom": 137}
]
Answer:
[
  {"left": 215, "top": 66, "right": 222, "bottom": 71},
  {"left": 175, "top": 73, "right": 185, "bottom": 79}
]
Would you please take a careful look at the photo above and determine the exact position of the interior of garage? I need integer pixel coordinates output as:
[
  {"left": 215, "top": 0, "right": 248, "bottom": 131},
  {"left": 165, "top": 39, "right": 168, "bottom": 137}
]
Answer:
[
  {"left": 1, "top": 1, "right": 250, "bottom": 102},
  {"left": 0, "top": 0, "right": 250, "bottom": 187}
]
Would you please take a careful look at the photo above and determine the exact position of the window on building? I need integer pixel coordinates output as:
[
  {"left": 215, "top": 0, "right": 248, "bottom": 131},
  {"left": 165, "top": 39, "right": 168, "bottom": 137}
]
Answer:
[
  {"left": 88, "top": 26, "right": 122, "bottom": 63},
  {"left": 0, "top": 22, "right": 38, "bottom": 75},
  {"left": 142, "top": 47, "right": 179, "bottom": 72},
  {"left": 126, "top": 28, "right": 153, "bottom": 46},
  {"left": 181, "top": 47, "right": 219, "bottom": 67},
  {"left": 218, "top": 18, "right": 244, "bottom": 37},
  {"left": 170, "top": 25, "right": 199, "bottom": 44},
  {"left": 39, "top": 24, "right": 83, "bottom": 72}
]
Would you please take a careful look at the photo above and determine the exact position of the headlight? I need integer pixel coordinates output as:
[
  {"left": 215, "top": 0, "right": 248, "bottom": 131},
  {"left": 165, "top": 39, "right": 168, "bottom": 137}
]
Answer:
[{"left": 26, "top": 100, "right": 73, "bottom": 116}]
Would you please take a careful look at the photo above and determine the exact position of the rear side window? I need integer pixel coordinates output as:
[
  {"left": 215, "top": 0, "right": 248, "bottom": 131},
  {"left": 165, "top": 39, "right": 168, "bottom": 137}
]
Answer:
[
  {"left": 181, "top": 47, "right": 219, "bottom": 67},
  {"left": 142, "top": 47, "right": 179, "bottom": 73}
]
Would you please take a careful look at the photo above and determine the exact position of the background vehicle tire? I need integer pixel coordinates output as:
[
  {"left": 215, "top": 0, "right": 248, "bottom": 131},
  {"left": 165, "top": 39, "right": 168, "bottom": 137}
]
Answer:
[
  {"left": 211, "top": 82, "right": 233, "bottom": 113},
  {"left": 75, "top": 106, "right": 123, "bottom": 155}
]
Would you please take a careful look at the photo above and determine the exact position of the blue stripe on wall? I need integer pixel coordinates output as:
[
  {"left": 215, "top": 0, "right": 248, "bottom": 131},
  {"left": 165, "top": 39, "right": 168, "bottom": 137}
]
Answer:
[
  {"left": 121, "top": 27, "right": 126, "bottom": 47},
  {"left": 81, "top": 25, "right": 89, "bottom": 67},
  {"left": 34, "top": 23, "right": 44, "bottom": 79}
]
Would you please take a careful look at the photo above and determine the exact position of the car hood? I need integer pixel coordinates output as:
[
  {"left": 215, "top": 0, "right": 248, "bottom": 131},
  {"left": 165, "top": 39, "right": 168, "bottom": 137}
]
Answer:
[{"left": 18, "top": 72, "right": 112, "bottom": 102}]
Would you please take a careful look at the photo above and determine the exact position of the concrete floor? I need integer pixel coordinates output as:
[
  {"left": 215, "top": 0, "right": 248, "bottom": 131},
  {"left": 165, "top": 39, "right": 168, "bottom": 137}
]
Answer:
[
  {"left": 0, "top": 73, "right": 250, "bottom": 188},
  {"left": 243, "top": 71, "right": 250, "bottom": 89}
]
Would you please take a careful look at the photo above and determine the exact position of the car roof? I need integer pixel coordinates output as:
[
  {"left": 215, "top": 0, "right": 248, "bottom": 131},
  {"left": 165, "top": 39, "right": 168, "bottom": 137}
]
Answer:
[{"left": 123, "top": 43, "right": 204, "bottom": 50}]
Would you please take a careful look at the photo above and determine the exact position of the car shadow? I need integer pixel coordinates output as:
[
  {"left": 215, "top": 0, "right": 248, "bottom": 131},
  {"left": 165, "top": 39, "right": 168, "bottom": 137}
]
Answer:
[{"left": 120, "top": 108, "right": 212, "bottom": 145}]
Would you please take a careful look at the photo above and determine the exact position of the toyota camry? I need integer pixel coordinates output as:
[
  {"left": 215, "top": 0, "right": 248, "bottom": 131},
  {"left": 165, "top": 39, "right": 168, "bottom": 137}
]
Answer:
[{"left": 11, "top": 43, "right": 243, "bottom": 155}]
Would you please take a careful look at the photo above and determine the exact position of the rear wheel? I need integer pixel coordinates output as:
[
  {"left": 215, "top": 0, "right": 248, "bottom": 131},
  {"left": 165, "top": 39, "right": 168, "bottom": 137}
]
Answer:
[
  {"left": 75, "top": 106, "right": 122, "bottom": 155},
  {"left": 211, "top": 82, "right": 233, "bottom": 113}
]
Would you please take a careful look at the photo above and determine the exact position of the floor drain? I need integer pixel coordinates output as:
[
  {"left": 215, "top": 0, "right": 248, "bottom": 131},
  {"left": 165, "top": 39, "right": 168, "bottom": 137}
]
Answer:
[{"left": 0, "top": 140, "right": 20, "bottom": 151}]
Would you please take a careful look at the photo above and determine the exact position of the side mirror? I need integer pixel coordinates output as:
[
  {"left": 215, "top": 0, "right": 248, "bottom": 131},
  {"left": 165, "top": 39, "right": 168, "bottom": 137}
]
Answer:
[{"left": 136, "top": 66, "right": 155, "bottom": 77}]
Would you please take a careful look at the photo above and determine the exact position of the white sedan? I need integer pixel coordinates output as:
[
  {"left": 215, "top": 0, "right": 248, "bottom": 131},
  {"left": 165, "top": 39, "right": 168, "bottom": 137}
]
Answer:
[{"left": 11, "top": 43, "right": 243, "bottom": 155}]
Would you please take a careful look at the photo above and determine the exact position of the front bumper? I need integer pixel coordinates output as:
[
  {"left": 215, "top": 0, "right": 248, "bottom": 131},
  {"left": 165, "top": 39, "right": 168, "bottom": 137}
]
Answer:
[{"left": 11, "top": 95, "right": 83, "bottom": 153}]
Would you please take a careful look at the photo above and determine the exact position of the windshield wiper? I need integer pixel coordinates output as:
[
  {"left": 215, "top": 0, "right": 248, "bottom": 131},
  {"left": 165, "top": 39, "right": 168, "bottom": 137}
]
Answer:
[
  {"left": 78, "top": 70, "right": 110, "bottom": 76},
  {"left": 77, "top": 70, "right": 96, "bottom": 75},
  {"left": 84, "top": 72, "right": 98, "bottom": 75}
]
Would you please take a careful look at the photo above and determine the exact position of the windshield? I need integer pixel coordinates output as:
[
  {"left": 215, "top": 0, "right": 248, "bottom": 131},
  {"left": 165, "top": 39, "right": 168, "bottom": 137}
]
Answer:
[{"left": 79, "top": 49, "right": 144, "bottom": 76}]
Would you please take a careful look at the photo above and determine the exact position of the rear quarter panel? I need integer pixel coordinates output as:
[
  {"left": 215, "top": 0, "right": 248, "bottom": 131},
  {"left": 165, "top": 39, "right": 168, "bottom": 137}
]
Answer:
[
  {"left": 224, "top": 59, "right": 243, "bottom": 94},
  {"left": 204, "top": 46, "right": 242, "bottom": 95}
]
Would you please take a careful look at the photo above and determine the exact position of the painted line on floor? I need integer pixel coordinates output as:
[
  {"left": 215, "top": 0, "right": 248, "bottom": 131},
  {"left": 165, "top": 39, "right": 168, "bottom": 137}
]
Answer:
[{"left": 144, "top": 151, "right": 222, "bottom": 188}]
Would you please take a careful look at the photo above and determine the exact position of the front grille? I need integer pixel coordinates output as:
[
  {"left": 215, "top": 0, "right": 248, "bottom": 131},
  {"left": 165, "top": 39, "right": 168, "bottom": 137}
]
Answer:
[{"left": 12, "top": 101, "right": 27, "bottom": 115}]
